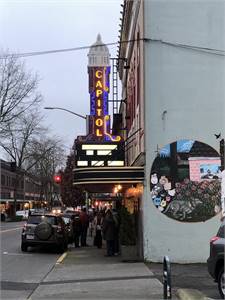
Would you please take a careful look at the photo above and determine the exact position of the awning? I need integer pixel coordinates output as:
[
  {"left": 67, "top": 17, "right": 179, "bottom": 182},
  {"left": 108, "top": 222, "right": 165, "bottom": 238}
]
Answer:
[{"left": 73, "top": 166, "right": 144, "bottom": 192}]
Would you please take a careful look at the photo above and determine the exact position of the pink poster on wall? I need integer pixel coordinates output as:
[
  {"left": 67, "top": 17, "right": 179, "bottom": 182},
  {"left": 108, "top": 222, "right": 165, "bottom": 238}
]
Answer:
[{"left": 189, "top": 157, "right": 221, "bottom": 181}]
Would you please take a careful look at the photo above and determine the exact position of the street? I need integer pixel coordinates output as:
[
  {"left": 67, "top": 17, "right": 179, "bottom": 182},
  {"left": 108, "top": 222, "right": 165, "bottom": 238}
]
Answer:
[
  {"left": 0, "top": 221, "right": 223, "bottom": 299},
  {"left": 0, "top": 221, "right": 61, "bottom": 300}
]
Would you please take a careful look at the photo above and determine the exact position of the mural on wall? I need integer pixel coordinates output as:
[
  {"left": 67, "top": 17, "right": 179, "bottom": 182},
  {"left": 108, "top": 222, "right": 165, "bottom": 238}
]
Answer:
[{"left": 150, "top": 140, "right": 222, "bottom": 222}]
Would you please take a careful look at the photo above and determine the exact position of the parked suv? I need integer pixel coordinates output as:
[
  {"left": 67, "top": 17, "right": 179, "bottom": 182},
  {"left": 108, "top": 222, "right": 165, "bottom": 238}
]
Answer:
[
  {"left": 21, "top": 213, "right": 68, "bottom": 253},
  {"left": 207, "top": 219, "right": 225, "bottom": 298}
]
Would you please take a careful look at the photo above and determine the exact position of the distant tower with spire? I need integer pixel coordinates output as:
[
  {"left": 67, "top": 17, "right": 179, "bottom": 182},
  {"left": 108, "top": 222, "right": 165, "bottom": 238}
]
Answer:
[{"left": 88, "top": 33, "right": 110, "bottom": 67}]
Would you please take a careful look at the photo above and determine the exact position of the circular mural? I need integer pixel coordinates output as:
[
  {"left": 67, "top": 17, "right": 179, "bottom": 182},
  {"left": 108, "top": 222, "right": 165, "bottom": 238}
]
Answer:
[{"left": 150, "top": 140, "right": 222, "bottom": 222}]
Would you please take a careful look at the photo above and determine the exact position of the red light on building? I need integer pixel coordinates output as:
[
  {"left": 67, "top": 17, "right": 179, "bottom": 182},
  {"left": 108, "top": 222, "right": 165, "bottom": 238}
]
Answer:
[{"left": 54, "top": 174, "right": 61, "bottom": 184}]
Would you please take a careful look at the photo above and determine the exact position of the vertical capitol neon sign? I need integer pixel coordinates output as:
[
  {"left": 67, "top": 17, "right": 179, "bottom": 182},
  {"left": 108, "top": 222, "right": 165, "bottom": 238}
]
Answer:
[
  {"left": 94, "top": 69, "right": 108, "bottom": 137},
  {"left": 89, "top": 67, "right": 121, "bottom": 142}
]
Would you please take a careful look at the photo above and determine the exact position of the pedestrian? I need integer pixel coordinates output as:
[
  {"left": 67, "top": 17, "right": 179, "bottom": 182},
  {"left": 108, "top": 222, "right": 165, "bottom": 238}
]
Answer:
[
  {"left": 88, "top": 210, "right": 95, "bottom": 237},
  {"left": 72, "top": 213, "right": 82, "bottom": 248},
  {"left": 112, "top": 208, "right": 120, "bottom": 255},
  {"left": 80, "top": 207, "right": 89, "bottom": 246},
  {"left": 102, "top": 209, "right": 116, "bottom": 256},
  {"left": 93, "top": 211, "right": 103, "bottom": 248}
]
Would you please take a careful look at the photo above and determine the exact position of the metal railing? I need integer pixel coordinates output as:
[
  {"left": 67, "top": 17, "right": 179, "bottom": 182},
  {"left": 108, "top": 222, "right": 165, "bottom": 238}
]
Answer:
[{"left": 163, "top": 256, "right": 172, "bottom": 299}]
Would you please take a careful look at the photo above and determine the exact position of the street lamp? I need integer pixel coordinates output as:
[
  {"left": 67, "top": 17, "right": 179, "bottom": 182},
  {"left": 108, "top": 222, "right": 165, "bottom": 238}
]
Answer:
[{"left": 44, "top": 107, "right": 87, "bottom": 120}]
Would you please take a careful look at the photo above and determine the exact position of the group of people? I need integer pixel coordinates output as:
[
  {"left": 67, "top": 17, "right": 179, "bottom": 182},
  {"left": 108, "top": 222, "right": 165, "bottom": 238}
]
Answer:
[{"left": 71, "top": 207, "right": 120, "bottom": 257}]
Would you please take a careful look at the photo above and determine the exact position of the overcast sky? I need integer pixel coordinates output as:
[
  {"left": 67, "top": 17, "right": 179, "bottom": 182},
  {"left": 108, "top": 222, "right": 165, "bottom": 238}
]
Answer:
[{"left": 0, "top": 0, "right": 122, "bottom": 156}]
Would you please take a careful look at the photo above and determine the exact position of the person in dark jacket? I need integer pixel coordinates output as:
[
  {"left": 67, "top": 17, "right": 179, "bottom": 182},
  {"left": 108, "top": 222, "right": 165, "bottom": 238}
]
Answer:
[
  {"left": 93, "top": 211, "right": 103, "bottom": 248},
  {"left": 79, "top": 207, "right": 89, "bottom": 246},
  {"left": 102, "top": 209, "right": 116, "bottom": 256},
  {"left": 112, "top": 208, "right": 120, "bottom": 255},
  {"left": 72, "top": 213, "right": 82, "bottom": 248}
]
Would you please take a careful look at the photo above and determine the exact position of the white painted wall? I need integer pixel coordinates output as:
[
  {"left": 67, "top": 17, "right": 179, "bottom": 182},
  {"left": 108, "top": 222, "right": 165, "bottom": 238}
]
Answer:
[{"left": 143, "top": 0, "right": 225, "bottom": 262}]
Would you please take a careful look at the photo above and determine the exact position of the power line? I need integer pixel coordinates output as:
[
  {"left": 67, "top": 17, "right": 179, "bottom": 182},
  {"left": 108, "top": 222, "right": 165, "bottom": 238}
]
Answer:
[
  {"left": 147, "top": 38, "right": 225, "bottom": 57},
  {"left": 1, "top": 37, "right": 225, "bottom": 59},
  {"left": 0, "top": 38, "right": 145, "bottom": 59}
]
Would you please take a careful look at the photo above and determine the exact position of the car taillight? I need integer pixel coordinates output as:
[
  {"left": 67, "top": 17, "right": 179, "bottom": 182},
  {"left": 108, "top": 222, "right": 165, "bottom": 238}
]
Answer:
[{"left": 210, "top": 236, "right": 220, "bottom": 243}]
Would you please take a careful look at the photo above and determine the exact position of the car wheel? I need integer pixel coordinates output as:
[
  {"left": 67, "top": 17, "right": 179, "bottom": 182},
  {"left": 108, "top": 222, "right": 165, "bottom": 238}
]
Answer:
[
  {"left": 35, "top": 222, "right": 53, "bottom": 240},
  {"left": 21, "top": 243, "right": 28, "bottom": 252},
  {"left": 218, "top": 267, "right": 225, "bottom": 299}
]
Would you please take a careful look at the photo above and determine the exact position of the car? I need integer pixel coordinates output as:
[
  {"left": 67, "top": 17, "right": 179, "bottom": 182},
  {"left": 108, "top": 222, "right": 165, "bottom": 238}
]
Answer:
[
  {"left": 64, "top": 207, "right": 75, "bottom": 214},
  {"left": 16, "top": 209, "right": 35, "bottom": 220},
  {"left": 33, "top": 208, "right": 46, "bottom": 214},
  {"left": 51, "top": 207, "right": 63, "bottom": 214},
  {"left": 21, "top": 213, "right": 68, "bottom": 253},
  {"left": 207, "top": 219, "right": 225, "bottom": 298}
]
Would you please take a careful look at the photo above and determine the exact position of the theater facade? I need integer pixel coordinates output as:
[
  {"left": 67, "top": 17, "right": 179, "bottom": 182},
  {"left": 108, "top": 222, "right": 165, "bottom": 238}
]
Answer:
[{"left": 72, "top": 35, "right": 144, "bottom": 257}]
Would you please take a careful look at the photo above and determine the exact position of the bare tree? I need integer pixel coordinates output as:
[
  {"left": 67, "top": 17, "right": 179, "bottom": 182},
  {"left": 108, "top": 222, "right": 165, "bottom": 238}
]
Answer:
[
  {"left": 61, "top": 154, "right": 84, "bottom": 207},
  {"left": 0, "top": 52, "right": 42, "bottom": 137},
  {"left": 0, "top": 109, "right": 47, "bottom": 216},
  {"left": 28, "top": 137, "right": 66, "bottom": 208}
]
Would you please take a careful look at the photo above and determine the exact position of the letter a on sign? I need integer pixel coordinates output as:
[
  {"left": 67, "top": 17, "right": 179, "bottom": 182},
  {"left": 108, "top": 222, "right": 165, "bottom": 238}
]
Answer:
[{"left": 96, "top": 81, "right": 103, "bottom": 88}]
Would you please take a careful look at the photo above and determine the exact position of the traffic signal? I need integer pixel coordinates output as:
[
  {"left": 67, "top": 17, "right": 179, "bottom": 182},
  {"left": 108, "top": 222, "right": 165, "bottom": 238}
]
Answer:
[{"left": 53, "top": 174, "right": 61, "bottom": 184}]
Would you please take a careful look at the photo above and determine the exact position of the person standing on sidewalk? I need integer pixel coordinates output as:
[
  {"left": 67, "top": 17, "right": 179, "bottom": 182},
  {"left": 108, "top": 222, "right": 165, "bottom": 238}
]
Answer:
[
  {"left": 112, "top": 208, "right": 120, "bottom": 255},
  {"left": 72, "top": 213, "right": 82, "bottom": 248},
  {"left": 102, "top": 209, "right": 116, "bottom": 256},
  {"left": 80, "top": 207, "right": 89, "bottom": 246},
  {"left": 93, "top": 211, "right": 103, "bottom": 248}
]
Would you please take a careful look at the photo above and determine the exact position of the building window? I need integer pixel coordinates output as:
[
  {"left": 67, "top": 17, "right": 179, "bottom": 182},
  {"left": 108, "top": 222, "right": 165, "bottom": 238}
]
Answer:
[
  {"left": 1, "top": 175, "right": 5, "bottom": 186},
  {"left": 6, "top": 176, "right": 10, "bottom": 187},
  {"left": 12, "top": 178, "right": 16, "bottom": 186}
]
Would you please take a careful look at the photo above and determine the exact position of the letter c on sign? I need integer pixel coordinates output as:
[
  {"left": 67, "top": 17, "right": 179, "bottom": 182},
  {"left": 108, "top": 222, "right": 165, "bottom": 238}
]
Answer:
[{"left": 95, "top": 70, "right": 102, "bottom": 78}]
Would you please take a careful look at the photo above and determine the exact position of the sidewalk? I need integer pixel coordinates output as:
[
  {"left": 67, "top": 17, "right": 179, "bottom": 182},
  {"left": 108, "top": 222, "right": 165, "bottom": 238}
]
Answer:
[
  {"left": 29, "top": 237, "right": 165, "bottom": 299},
  {"left": 29, "top": 236, "right": 214, "bottom": 300}
]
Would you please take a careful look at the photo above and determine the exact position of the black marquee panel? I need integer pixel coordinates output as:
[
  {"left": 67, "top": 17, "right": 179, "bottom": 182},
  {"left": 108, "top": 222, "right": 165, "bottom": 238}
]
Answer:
[{"left": 73, "top": 166, "right": 144, "bottom": 185}]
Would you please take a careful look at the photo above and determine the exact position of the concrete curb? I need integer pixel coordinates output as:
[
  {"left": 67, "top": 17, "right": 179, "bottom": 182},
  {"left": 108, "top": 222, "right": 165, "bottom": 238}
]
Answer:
[
  {"left": 56, "top": 252, "right": 67, "bottom": 264},
  {"left": 176, "top": 288, "right": 211, "bottom": 300}
]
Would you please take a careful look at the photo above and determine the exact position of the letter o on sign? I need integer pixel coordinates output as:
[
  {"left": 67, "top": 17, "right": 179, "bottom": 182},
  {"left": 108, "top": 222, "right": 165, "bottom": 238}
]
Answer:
[{"left": 95, "top": 119, "right": 103, "bottom": 127}]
